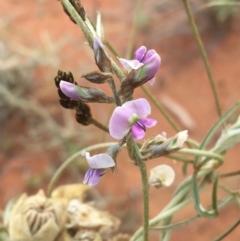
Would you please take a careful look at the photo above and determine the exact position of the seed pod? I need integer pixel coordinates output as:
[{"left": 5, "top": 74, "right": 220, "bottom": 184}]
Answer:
[{"left": 82, "top": 71, "right": 112, "bottom": 84}]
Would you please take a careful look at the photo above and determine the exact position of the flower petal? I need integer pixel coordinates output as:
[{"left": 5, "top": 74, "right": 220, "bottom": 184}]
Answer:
[
  {"left": 81, "top": 151, "right": 115, "bottom": 169},
  {"left": 139, "top": 118, "right": 157, "bottom": 128},
  {"left": 142, "top": 49, "right": 156, "bottom": 63},
  {"left": 135, "top": 46, "right": 147, "bottom": 62},
  {"left": 118, "top": 58, "right": 143, "bottom": 72},
  {"left": 109, "top": 98, "right": 151, "bottom": 139},
  {"left": 148, "top": 77, "right": 155, "bottom": 85},
  {"left": 83, "top": 168, "right": 106, "bottom": 186},
  {"left": 60, "top": 81, "right": 81, "bottom": 100},
  {"left": 144, "top": 53, "right": 161, "bottom": 80},
  {"left": 123, "top": 98, "right": 151, "bottom": 118},
  {"left": 131, "top": 123, "right": 146, "bottom": 140}
]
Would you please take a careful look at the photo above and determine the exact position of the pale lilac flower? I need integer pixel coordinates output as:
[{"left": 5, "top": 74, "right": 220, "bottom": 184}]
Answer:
[
  {"left": 118, "top": 46, "right": 161, "bottom": 85},
  {"left": 109, "top": 98, "right": 157, "bottom": 140},
  {"left": 81, "top": 151, "right": 115, "bottom": 186}
]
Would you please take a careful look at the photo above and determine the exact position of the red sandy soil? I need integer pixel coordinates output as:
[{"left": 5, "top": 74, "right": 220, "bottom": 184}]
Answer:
[{"left": 0, "top": 0, "right": 240, "bottom": 240}]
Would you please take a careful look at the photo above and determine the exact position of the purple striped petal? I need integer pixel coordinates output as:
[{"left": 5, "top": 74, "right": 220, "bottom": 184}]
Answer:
[
  {"left": 109, "top": 98, "right": 151, "bottom": 139},
  {"left": 131, "top": 123, "right": 146, "bottom": 140}
]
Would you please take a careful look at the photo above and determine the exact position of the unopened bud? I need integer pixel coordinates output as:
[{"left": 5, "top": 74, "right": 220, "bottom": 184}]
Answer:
[
  {"left": 83, "top": 71, "right": 112, "bottom": 84},
  {"left": 120, "top": 54, "right": 160, "bottom": 95},
  {"left": 149, "top": 165, "right": 175, "bottom": 188},
  {"left": 60, "top": 81, "right": 114, "bottom": 103},
  {"left": 94, "top": 37, "right": 112, "bottom": 73}
]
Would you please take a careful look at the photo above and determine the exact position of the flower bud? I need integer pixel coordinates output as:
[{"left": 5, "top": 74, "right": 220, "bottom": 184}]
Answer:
[
  {"left": 82, "top": 71, "right": 112, "bottom": 84},
  {"left": 148, "top": 165, "right": 175, "bottom": 188},
  {"left": 60, "top": 81, "right": 114, "bottom": 103},
  {"left": 8, "top": 190, "right": 64, "bottom": 241},
  {"left": 55, "top": 70, "right": 79, "bottom": 109},
  {"left": 140, "top": 130, "right": 188, "bottom": 161},
  {"left": 93, "top": 37, "right": 112, "bottom": 73}
]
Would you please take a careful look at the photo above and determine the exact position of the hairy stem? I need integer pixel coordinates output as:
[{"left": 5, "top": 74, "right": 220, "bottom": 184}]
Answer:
[{"left": 130, "top": 137, "right": 149, "bottom": 241}]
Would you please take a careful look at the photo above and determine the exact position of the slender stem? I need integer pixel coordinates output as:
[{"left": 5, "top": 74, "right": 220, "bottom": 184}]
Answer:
[
  {"left": 179, "top": 148, "right": 223, "bottom": 163},
  {"left": 219, "top": 170, "right": 240, "bottom": 179},
  {"left": 47, "top": 142, "right": 117, "bottom": 197},
  {"left": 61, "top": 0, "right": 93, "bottom": 46},
  {"left": 90, "top": 118, "right": 109, "bottom": 133},
  {"left": 182, "top": 0, "right": 222, "bottom": 118},
  {"left": 152, "top": 215, "right": 199, "bottom": 231},
  {"left": 108, "top": 78, "right": 122, "bottom": 106},
  {"left": 212, "top": 219, "right": 240, "bottom": 241},
  {"left": 130, "top": 137, "right": 149, "bottom": 241},
  {"left": 125, "top": 0, "right": 143, "bottom": 59},
  {"left": 141, "top": 85, "right": 180, "bottom": 132}
]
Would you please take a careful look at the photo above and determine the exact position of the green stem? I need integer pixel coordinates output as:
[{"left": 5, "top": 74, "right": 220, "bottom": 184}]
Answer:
[
  {"left": 212, "top": 219, "right": 240, "bottom": 241},
  {"left": 90, "top": 118, "right": 109, "bottom": 133},
  {"left": 61, "top": 0, "right": 125, "bottom": 82},
  {"left": 219, "top": 170, "right": 240, "bottom": 179},
  {"left": 108, "top": 78, "right": 121, "bottom": 106},
  {"left": 179, "top": 148, "right": 223, "bottom": 163},
  {"left": 47, "top": 142, "right": 117, "bottom": 197},
  {"left": 61, "top": 0, "right": 93, "bottom": 46},
  {"left": 125, "top": 0, "right": 143, "bottom": 59},
  {"left": 182, "top": 0, "right": 222, "bottom": 118},
  {"left": 131, "top": 138, "right": 149, "bottom": 241},
  {"left": 141, "top": 85, "right": 180, "bottom": 132}
]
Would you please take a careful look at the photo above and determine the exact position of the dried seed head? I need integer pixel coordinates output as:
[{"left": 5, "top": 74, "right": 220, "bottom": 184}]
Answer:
[
  {"left": 66, "top": 199, "right": 120, "bottom": 239},
  {"left": 8, "top": 190, "right": 64, "bottom": 241}
]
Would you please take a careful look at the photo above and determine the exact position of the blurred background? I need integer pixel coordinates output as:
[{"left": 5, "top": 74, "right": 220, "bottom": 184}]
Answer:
[{"left": 0, "top": 0, "right": 240, "bottom": 240}]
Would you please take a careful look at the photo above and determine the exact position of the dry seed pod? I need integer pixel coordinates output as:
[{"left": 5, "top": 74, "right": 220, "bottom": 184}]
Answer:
[{"left": 66, "top": 200, "right": 120, "bottom": 240}]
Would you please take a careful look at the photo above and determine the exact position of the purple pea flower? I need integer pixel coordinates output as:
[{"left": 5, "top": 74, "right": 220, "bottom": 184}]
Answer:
[
  {"left": 118, "top": 46, "right": 161, "bottom": 85},
  {"left": 109, "top": 98, "right": 157, "bottom": 140},
  {"left": 81, "top": 151, "right": 115, "bottom": 186}
]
